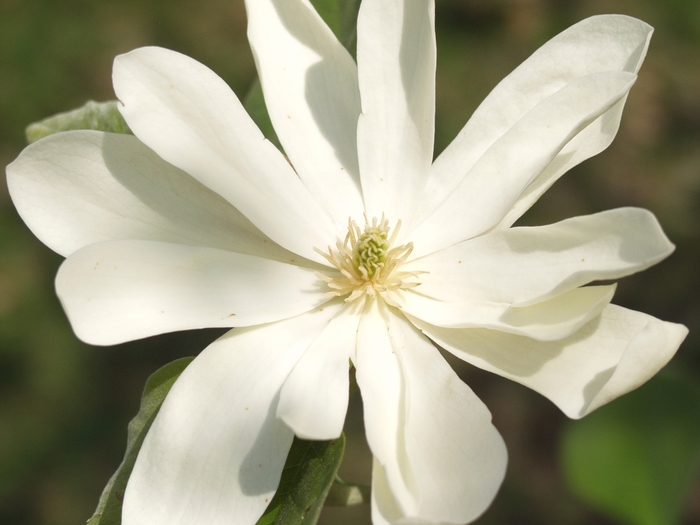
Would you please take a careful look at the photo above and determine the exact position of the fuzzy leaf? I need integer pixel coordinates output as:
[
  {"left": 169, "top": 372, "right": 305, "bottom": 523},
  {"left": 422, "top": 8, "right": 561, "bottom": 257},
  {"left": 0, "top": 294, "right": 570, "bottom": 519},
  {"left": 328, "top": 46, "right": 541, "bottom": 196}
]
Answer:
[
  {"left": 86, "top": 357, "right": 194, "bottom": 525},
  {"left": 256, "top": 435, "right": 346, "bottom": 525},
  {"left": 26, "top": 100, "right": 131, "bottom": 143}
]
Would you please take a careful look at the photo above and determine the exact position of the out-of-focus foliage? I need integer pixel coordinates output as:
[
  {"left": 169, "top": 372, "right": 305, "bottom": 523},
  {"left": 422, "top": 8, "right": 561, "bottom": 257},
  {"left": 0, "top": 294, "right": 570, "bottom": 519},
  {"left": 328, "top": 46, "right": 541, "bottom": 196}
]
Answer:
[
  {"left": 562, "top": 372, "right": 700, "bottom": 525},
  {"left": 1, "top": 1, "right": 699, "bottom": 525}
]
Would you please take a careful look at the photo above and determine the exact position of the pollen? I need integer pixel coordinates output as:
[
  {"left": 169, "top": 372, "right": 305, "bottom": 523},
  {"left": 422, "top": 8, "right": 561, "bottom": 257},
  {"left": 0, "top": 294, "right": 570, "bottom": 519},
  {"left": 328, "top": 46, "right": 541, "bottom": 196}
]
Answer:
[{"left": 315, "top": 214, "right": 423, "bottom": 306}]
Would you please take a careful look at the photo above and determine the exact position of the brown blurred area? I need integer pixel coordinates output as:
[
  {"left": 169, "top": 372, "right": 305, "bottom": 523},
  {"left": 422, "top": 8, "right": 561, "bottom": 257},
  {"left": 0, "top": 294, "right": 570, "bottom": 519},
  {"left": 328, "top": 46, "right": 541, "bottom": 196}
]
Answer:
[{"left": 0, "top": 1, "right": 698, "bottom": 524}]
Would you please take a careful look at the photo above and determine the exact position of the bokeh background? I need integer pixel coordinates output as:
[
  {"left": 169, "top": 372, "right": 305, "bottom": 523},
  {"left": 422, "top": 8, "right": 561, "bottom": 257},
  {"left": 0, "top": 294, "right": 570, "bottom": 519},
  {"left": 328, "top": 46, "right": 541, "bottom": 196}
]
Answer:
[{"left": 1, "top": 0, "right": 699, "bottom": 524}]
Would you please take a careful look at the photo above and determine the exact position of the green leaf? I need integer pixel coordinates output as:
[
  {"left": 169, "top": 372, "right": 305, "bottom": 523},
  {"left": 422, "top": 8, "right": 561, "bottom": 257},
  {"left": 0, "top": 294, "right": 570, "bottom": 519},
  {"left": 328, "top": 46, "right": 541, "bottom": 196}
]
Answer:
[
  {"left": 561, "top": 370, "right": 700, "bottom": 525},
  {"left": 86, "top": 357, "right": 194, "bottom": 525},
  {"left": 256, "top": 434, "right": 346, "bottom": 525},
  {"left": 25, "top": 100, "right": 131, "bottom": 143}
]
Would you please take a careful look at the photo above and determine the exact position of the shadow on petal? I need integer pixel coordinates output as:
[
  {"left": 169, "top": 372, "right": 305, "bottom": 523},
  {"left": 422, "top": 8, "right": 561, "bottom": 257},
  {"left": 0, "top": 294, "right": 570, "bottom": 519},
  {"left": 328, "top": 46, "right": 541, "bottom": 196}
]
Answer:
[{"left": 239, "top": 391, "right": 295, "bottom": 497}]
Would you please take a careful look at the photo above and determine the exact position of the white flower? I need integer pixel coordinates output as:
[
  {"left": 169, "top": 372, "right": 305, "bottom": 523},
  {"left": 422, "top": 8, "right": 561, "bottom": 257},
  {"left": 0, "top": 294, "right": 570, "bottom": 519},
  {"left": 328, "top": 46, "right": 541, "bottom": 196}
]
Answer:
[{"left": 6, "top": 1, "right": 688, "bottom": 524}]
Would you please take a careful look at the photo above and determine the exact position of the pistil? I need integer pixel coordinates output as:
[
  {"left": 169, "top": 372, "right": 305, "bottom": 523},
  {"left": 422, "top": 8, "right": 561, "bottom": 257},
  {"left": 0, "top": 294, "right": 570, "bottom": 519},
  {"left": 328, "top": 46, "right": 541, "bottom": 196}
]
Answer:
[{"left": 315, "top": 215, "right": 423, "bottom": 306}]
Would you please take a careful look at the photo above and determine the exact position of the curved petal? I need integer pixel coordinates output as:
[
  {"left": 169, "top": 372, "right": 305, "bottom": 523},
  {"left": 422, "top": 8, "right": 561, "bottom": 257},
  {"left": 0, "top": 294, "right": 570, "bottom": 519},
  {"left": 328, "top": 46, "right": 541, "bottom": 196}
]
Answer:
[
  {"left": 409, "top": 71, "right": 637, "bottom": 256},
  {"left": 422, "top": 15, "right": 652, "bottom": 224},
  {"left": 402, "top": 285, "right": 615, "bottom": 341},
  {"left": 113, "top": 47, "right": 337, "bottom": 264},
  {"left": 405, "top": 208, "right": 674, "bottom": 306},
  {"left": 245, "top": 0, "right": 363, "bottom": 226},
  {"left": 496, "top": 95, "right": 630, "bottom": 229},
  {"left": 370, "top": 457, "right": 404, "bottom": 525},
  {"left": 354, "top": 299, "right": 416, "bottom": 514},
  {"left": 389, "top": 311, "right": 507, "bottom": 524},
  {"left": 56, "top": 240, "right": 329, "bottom": 345},
  {"left": 276, "top": 299, "right": 363, "bottom": 440},
  {"left": 123, "top": 303, "right": 342, "bottom": 525},
  {"left": 355, "top": 301, "right": 507, "bottom": 524},
  {"left": 6, "top": 131, "right": 299, "bottom": 263},
  {"left": 417, "top": 304, "right": 688, "bottom": 419},
  {"left": 356, "top": 0, "right": 436, "bottom": 225}
]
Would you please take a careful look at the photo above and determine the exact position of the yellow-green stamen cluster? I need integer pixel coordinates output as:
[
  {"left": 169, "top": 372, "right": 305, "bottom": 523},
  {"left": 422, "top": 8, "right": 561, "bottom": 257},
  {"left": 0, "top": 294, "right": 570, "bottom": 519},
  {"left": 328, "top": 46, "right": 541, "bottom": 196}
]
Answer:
[
  {"left": 354, "top": 219, "right": 390, "bottom": 280},
  {"left": 315, "top": 215, "right": 422, "bottom": 306}
]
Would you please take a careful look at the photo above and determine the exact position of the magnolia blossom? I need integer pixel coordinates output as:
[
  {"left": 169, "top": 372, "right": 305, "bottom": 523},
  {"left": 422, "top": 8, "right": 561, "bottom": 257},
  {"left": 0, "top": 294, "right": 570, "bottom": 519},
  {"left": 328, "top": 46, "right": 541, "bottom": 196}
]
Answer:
[{"left": 7, "top": 1, "right": 688, "bottom": 524}]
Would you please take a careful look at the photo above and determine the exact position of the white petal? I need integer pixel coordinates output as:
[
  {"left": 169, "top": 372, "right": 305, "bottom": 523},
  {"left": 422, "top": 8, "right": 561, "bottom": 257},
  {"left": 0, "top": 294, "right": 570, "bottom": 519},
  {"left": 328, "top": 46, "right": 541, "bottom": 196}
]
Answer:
[
  {"left": 418, "top": 304, "right": 688, "bottom": 419},
  {"left": 410, "top": 71, "right": 636, "bottom": 256},
  {"left": 56, "top": 240, "right": 328, "bottom": 345},
  {"left": 406, "top": 208, "right": 674, "bottom": 306},
  {"left": 276, "top": 299, "right": 363, "bottom": 440},
  {"left": 113, "top": 47, "right": 337, "bottom": 263},
  {"left": 371, "top": 457, "right": 405, "bottom": 525},
  {"left": 356, "top": 0, "right": 436, "bottom": 224},
  {"left": 402, "top": 285, "right": 615, "bottom": 341},
  {"left": 423, "top": 15, "right": 652, "bottom": 225},
  {"left": 388, "top": 311, "right": 507, "bottom": 523},
  {"left": 497, "top": 98, "right": 631, "bottom": 229},
  {"left": 245, "top": 0, "right": 363, "bottom": 227},
  {"left": 355, "top": 299, "right": 416, "bottom": 515},
  {"left": 123, "top": 304, "right": 342, "bottom": 525},
  {"left": 356, "top": 301, "right": 507, "bottom": 524},
  {"left": 6, "top": 131, "right": 298, "bottom": 262}
]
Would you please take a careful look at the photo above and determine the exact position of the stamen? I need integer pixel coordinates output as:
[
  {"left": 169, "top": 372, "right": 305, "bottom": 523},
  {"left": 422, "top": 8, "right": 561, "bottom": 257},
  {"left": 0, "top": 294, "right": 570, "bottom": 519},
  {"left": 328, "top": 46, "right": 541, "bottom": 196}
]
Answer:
[{"left": 315, "top": 215, "right": 424, "bottom": 304}]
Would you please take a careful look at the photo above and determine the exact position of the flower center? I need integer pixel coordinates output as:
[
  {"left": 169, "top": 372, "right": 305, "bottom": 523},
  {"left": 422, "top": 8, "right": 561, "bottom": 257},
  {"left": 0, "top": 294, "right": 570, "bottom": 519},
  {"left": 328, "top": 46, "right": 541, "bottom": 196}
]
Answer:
[{"left": 315, "top": 215, "right": 422, "bottom": 306}]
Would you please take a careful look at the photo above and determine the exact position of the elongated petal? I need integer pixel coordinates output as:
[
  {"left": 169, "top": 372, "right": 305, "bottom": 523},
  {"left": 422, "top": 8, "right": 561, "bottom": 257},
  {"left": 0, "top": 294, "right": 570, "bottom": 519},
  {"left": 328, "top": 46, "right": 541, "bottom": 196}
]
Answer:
[
  {"left": 355, "top": 301, "right": 507, "bottom": 523},
  {"left": 410, "top": 71, "right": 636, "bottom": 256},
  {"left": 423, "top": 15, "right": 652, "bottom": 224},
  {"left": 6, "top": 131, "right": 298, "bottom": 263},
  {"left": 417, "top": 305, "right": 688, "bottom": 419},
  {"left": 276, "top": 299, "right": 363, "bottom": 440},
  {"left": 402, "top": 285, "right": 615, "bottom": 341},
  {"left": 245, "top": 0, "right": 363, "bottom": 227},
  {"left": 406, "top": 208, "right": 674, "bottom": 306},
  {"left": 113, "top": 47, "right": 337, "bottom": 263},
  {"left": 56, "top": 240, "right": 328, "bottom": 345},
  {"left": 370, "top": 457, "right": 404, "bottom": 525},
  {"left": 497, "top": 99, "right": 631, "bottom": 229},
  {"left": 357, "top": 0, "right": 436, "bottom": 224},
  {"left": 354, "top": 300, "right": 415, "bottom": 514},
  {"left": 123, "top": 304, "right": 342, "bottom": 525},
  {"left": 387, "top": 311, "right": 507, "bottom": 523}
]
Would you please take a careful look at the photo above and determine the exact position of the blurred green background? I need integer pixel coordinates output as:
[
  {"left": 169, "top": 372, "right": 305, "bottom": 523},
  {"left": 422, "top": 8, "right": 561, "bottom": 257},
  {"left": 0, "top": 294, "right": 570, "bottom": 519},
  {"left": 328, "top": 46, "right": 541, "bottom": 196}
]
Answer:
[{"left": 1, "top": 0, "right": 699, "bottom": 524}]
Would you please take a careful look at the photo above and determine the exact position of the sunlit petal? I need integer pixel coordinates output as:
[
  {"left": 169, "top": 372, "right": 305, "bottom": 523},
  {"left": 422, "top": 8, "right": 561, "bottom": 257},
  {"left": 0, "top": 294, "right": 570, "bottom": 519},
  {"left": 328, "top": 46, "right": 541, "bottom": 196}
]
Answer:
[
  {"left": 277, "top": 299, "right": 363, "bottom": 440},
  {"left": 387, "top": 311, "right": 507, "bottom": 523},
  {"left": 359, "top": 303, "right": 507, "bottom": 524},
  {"left": 406, "top": 208, "right": 674, "bottom": 306},
  {"left": 357, "top": 0, "right": 436, "bottom": 225},
  {"left": 402, "top": 285, "right": 615, "bottom": 341},
  {"left": 245, "top": 0, "right": 363, "bottom": 226},
  {"left": 410, "top": 71, "right": 636, "bottom": 255},
  {"left": 423, "top": 15, "right": 652, "bottom": 226},
  {"left": 56, "top": 240, "right": 328, "bottom": 345},
  {"left": 6, "top": 131, "right": 297, "bottom": 262},
  {"left": 123, "top": 303, "right": 342, "bottom": 525},
  {"left": 355, "top": 299, "right": 416, "bottom": 515},
  {"left": 113, "top": 46, "right": 337, "bottom": 263},
  {"left": 417, "top": 305, "right": 687, "bottom": 419}
]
